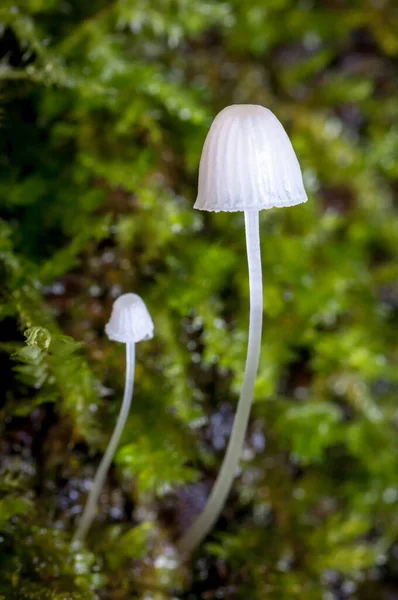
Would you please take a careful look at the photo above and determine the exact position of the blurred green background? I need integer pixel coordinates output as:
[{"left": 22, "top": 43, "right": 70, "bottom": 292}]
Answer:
[{"left": 0, "top": 1, "right": 397, "bottom": 598}]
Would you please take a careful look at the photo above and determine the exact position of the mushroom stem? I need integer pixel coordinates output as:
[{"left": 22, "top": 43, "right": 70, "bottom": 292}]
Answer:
[
  {"left": 178, "top": 210, "right": 263, "bottom": 555},
  {"left": 73, "top": 342, "right": 136, "bottom": 543}
]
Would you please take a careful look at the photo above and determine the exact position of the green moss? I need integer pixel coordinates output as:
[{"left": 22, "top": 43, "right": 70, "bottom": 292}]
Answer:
[{"left": 0, "top": 0, "right": 397, "bottom": 597}]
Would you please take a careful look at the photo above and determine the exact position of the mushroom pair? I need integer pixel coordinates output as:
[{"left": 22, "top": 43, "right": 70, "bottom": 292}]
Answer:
[{"left": 75, "top": 104, "right": 307, "bottom": 553}]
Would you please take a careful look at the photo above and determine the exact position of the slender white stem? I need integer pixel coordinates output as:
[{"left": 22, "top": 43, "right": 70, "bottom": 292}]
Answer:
[
  {"left": 73, "top": 342, "right": 136, "bottom": 543},
  {"left": 178, "top": 210, "right": 263, "bottom": 555}
]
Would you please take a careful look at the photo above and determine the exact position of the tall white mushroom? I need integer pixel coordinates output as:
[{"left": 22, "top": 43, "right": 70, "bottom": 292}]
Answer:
[
  {"left": 74, "top": 293, "right": 154, "bottom": 542},
  {"left": 178, "top": 104, "right": 307, "bottom": 554}
]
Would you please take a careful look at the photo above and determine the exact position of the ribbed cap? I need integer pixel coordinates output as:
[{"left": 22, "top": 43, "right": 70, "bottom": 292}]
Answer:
[
  {"left": 194, "top": 104, "right": 307, "bottom": 212},
  {"left": 105, "top": 293, "right": 154, "bottom": 343}
]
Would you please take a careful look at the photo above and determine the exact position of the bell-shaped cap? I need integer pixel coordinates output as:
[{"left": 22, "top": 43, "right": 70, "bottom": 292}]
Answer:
[
  {"left": 105, "top": 293, "right": 154, "bottom": 343},
  {"left": 194, "top": 104, "right": 307, "bottom": 212}
]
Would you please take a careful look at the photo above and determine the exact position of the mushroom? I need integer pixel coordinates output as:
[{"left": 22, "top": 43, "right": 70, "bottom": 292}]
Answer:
[
  {"left": 177, "top": 104, "right": 307, "bottom": 554},
  {"left": 74, "top": 293, "right": 154, "bottom": 542}
]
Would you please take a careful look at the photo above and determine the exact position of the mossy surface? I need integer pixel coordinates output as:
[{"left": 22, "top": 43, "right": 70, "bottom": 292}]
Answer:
[{"left": 0, "top": 1, "right": 397, "bottom": 598}]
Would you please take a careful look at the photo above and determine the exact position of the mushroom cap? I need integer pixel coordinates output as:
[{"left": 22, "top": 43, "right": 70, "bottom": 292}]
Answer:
[
  {"left": 105, "top": 293, "right": 154, "bottom": 344},
  {"left": 194, "top": 104, "right": 307, "bottom": 212}
]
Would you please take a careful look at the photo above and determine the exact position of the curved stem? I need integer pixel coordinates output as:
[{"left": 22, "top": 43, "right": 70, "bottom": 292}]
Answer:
[
  {"left": 178, "top": 210, "right": 263, "bottom": 555},
  {"left": 73, "top": 342, "right": 136, "bottom": 543}
]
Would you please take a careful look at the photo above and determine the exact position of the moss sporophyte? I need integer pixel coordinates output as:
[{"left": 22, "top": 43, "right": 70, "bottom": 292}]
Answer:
[
  {"left": 177, "top": 104, "right": 307, "bottom": 555},
  {"left": 74, "top": 293, "right": 154, "bottom": 542}
]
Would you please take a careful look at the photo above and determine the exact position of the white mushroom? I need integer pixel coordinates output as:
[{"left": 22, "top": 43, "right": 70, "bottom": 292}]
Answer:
[
  {"left": 74, "top": 293, "right": 154, "bottom": 542},
  {"left": 178, "top": 104, "right": 307, "bottom": 555},
  {"left": 105, "top": 293, "right": 154, "bottom": 344}
]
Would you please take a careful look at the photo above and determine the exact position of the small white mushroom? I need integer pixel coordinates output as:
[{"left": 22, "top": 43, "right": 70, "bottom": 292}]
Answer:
[
  {"left": 178, "top": 104, "right": 307, "bottom": 555},
  {"left": 105, "top": 293, "right": 154, "bottom": 343},
  {"left": 74, "top": 293, "right": 154, "bottom": 542}
]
